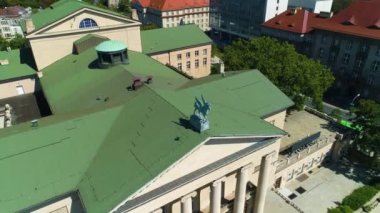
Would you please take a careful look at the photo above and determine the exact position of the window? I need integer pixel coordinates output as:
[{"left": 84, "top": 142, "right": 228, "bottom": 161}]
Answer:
[
  {"left": 177, "top": 54, "right": 182, "bottom": 60},
  {"left": 361, "top": 44, "right": 367, "bottom": 52},
  {"left": 342, "top": 53, "right": 350, "bottom": 64},
  {"left": 321, "top": 35, "right": 327, "bottom": 44},
  {"left": 203, "top": 58, "right": 207, "bottom": 66},
  {"left": 178, "top": 63, "right": 182, "bottom": 70},
  {"left": 186, "top": 61, "right": 191, "bottom": 69},
  {"left": 195, "top": 59, "right": 199, "bottom": 68},
  {"left": 195, "top": 50, "right": 199, "bottom": 56},
  {"left": 319, "top": 48, "right": 324, "bottom": 58},
  {"left": 186, "top": 52, "right": 190, "bottom": 58},
  {"left": 203, "top": 49, "right": 207, "bottom": 55},
  {"left": 79, "top": 18, "right": 98, "bottom": 28},
  {"left": 371, "top": 61, "right": 379, "bottom": 72},
  {"left": 346, "top": 40, "right": 353, "bottom": 50},
  {"left": 334, "top": 39, "right": 339, "bottom": 46},
  {"left": 357, "top": 59, "right": 363, "bottom": 68},
  {"left": 368, "top": 76, "right": 374, "bottom": 85}
]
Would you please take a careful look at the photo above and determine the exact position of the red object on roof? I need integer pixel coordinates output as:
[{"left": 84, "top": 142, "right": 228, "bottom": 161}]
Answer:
[
  {"left": 313, "top": 0, "right": 380, "bottom": 40},
  {"left": 132, "top": 0, "right": 209, "bottom": 11},
  {"left": 262, "top": 9, "right": 320, "bottom": 34}
]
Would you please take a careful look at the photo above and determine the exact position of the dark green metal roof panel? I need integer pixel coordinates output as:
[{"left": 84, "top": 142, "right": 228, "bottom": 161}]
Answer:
[
  {"left": 0, "top": 49, "right": 36, "bottom": 81},
  {"left": 0, "top": 106, "right": 123, "bottom": 212},
  {"left": 141, "top": 25, "right": 212, "bottom": 54}
]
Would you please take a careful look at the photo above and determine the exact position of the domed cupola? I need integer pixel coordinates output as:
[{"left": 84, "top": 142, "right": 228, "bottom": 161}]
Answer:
[{"left": 95, "top": 40, "right": 129, "bottom": 68}]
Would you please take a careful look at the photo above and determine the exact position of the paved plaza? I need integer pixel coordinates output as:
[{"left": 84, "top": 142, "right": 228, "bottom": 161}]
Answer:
[{"left": 266, "top": 163, "right": 373, "bottom": 213}]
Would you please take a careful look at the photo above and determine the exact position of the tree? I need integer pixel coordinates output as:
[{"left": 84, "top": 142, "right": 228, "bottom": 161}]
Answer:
[
  {"left": 352, "top": 100, "right": 380, "bottom": 159},
  {"left": 328, "top": 205, "right": 353, "bottom": 213},
  {"left": 332, "top": 0, "right": 354, "bottom": 13},
  {"left": 222, "top": 37, "right": 334, "bottom": 109},
  {"left": 9, "top": 34, "right": 27, "bottom": 49},
  {"left": 117, "top": 0, "right": 131, "bottom": 16}
]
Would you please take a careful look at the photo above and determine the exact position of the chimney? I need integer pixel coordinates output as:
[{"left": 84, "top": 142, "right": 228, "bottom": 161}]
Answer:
[
  {"left": 301, "top": 10, "right": 309, "bottom": 33},
  {"left": 25, "top": 18, "right": 35, "bottom": 33},
  {"left": 131, "top": 9, "right": 138, "bottom": 20},
  {"left": 319, "top": 11, "right": 333, "bottom": 18}
]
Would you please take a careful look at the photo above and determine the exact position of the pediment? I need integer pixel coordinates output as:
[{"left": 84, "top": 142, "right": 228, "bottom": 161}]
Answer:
[
  {"left": 131, "top": 137, "right": 266, "bottom": 198},
  {"left": 27, "top": 8, "right": 140, "bottom": 37}
]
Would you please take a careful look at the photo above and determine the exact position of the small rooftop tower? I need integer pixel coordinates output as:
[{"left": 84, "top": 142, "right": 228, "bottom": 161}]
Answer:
[{"left": 95, "top": 40, "right": 129, "bottom": 68}]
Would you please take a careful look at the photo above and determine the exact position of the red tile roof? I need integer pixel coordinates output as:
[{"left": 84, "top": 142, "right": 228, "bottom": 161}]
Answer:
[
  {"left": 263, "top": 0, "right": 380, "bottom": 40},
  {"left": 0, "top": 6, "right": 27, "bottom": 18},
  {"left": 131, "top": 0, "right": 150, "bottom": 7},
  {"left": 132, "top": 0, "right": 209, "bottom": 11},
  {"left": 262, "top": 9, "right": 320, "bottom": 34},
  {"left": 313, "top": 0, "right": 380, "bottom": 40}
]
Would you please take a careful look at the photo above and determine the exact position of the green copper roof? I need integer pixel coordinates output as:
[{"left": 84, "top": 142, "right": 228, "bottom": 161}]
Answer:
[
  {"left": 95, "top": 40, "right": 127, "bottom": 52},
  {"left": 0, "top": 49, "right": 36, "bottom": 81},
  {"left": 21, "top": 0, "right": 127, "bottom": 33},
  {"left": 141, "top": 25, "right": 212, "bottom": 54},
  {"left": 0, "top": 45, "right": 293, "bottom": 212}
]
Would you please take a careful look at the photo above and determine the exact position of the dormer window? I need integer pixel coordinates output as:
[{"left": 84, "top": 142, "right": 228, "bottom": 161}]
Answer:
[{"left": 79, "top": 18, "right": 98, "bottom": 29}]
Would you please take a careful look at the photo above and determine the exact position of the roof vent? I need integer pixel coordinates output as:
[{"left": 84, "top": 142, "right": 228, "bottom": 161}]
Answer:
[
  {"left": 372, "top": 19, "right": 380, "bottom": 29},
  {"left": 319, "top": 11, "right": 333, "bottom": 18},
  {"left": 145, "top": 75, "right": 153, "bottom": 84},
  {"left": 131, "top": 78, "right": 143, "bottom": 90},
  {"left": 31, "top": 119, "right": 38, "bottom": 127},
  {"left": 276, "top": 20, "right": 282, "bottom": 25},
  {"left": 291, "top": 8, "right": 300, "bottom": 15},
  {"left": 343, "top": 16, "right": 356, "bottom": 25}
]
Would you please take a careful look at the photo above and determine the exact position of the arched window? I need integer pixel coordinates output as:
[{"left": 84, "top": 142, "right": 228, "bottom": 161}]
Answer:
[{"left": 79, "top": 18, "right": 98, "bottom": 29}]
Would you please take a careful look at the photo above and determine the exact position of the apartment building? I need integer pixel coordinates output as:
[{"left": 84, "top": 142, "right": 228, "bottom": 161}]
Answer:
[
  {"left": 262, "top": 0, "right": 380, "bottom": 102},
  {"left": 141, "top": 25, "right": 212, "bottom": 78},
  {"left": 288, "top": 0, "right": 333, "bottom": 13},
  {"left": 0, "top": 18, "right": 23, "bottom": 39},
  {"left": 210, "top": 0, "right": 289, "bottom": 38},
  {"left": 131, "top": 0, "right": 210, "bottom": 31}
]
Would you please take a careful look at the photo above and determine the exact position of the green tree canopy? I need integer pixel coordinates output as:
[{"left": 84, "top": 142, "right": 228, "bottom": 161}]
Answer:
[
  {"left": 222, "top": 37, "right": 334, "bottom": 109},
  {"left": 352, "top": 100, "right": 380, "bottom": 157},
  {"left": 332, "top": 0, "right": 355, "bottom": 13}
]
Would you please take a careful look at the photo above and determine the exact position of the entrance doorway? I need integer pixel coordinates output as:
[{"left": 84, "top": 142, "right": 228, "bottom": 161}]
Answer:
[{"left": 274, "top": 177, "right": 282, "bottom": 188}]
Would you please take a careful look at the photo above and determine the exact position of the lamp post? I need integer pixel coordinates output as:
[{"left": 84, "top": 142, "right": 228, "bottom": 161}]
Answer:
[{"left": 350, "top": 93, "right": 360, "bottom": 106}]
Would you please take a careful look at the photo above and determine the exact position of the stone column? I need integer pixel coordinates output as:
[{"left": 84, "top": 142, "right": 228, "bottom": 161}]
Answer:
[
  {"left": 211, "top": 177, "right": 226, "bottom": 213},
  {"left": 181, "top": 192, "right": 196, "bottom": 213},
  {"left": 151, "top": 208, "right": 163, "bottom": 213},
  {"left": 253, "top": 151, "right": 276, "bottom": 213},
  {"left": 233, "top": 164, "right": 252, "bottom": 213}
]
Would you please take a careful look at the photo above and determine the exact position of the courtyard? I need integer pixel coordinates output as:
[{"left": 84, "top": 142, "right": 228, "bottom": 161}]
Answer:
[{"left": 266, "top": 162, "right": 374, "bottom": 213}]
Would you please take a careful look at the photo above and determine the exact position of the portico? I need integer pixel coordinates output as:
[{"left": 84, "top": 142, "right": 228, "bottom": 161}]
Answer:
[{"left": 116, "top": 136, "right": 280, "bottom": 213}]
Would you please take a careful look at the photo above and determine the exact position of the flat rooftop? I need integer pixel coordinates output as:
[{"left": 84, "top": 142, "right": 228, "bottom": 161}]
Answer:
[
  {"left": 280, "top": 110, "right": 338, "bottom": 151},
  {"left": 0, "top": 94, "right": 42, "bottom": 127}
]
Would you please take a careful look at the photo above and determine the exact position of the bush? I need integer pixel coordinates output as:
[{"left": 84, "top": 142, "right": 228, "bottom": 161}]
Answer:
[
  {"left": 328, "top": 205, "right": 353, "bottom": 213},
  {"left": 342, "top": 186, "right": 378, "bottom": 210}
]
